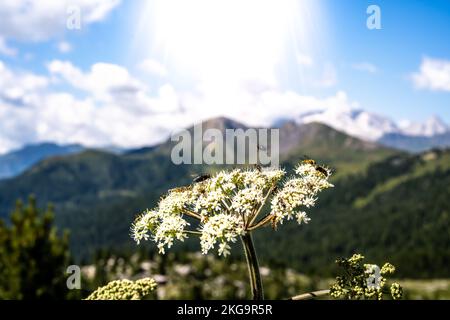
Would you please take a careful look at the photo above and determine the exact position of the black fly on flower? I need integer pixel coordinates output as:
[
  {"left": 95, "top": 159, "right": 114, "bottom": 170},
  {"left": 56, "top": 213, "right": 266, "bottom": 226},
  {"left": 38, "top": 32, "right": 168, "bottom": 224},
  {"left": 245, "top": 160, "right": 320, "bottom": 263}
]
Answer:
[
  {"left": 191, "top": 173, "right": 211, "bottom": 183},
  {"left": 130, "top": 159, "right": 334, "bottom": 300},
  {"left": 131, "top": 160, "right": 333, "bottom": 257}
]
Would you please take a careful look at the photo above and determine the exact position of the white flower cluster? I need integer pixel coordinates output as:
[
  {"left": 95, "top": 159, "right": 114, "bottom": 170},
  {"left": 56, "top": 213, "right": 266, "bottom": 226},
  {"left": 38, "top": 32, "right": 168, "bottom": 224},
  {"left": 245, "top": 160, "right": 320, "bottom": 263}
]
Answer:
[
  {"left": 131, "top": 209, "right": 158, "bottom": 244},
  {"left": 270, "top": 162, "right": 333, "bottom": 224},
  {"left": 200, "top": 214, "right": 244, "bottom": 256},
  {"left": 131, "top": 208, "right": 189, "bottom": 254},
  {"left": 131, "top": 162, "right": 332, "bottom": 257},
  {"left": 159, "top": 190, "right": 192, "bottom": 214}
]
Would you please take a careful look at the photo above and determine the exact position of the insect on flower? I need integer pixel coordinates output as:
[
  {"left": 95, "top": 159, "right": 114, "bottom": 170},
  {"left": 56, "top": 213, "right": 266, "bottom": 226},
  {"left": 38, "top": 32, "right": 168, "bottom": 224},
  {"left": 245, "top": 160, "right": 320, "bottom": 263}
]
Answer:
[
  {"left": 132, "top": 160, "right": 333, "bottom": 256},
  {"left": 131, "top": 159, "right": 333, "bottom": 300},
  {"left": 315, "top": 166, "right": 330, "bottom": 177},
  {"left": 302, "top": 157, "right": 330, "bottom": 177},
  {"left": 192, "top": 174, "right": 211, "bottom": 183},
  {"left": 302, "top": 158, "right": 316, "bottom": 166}
]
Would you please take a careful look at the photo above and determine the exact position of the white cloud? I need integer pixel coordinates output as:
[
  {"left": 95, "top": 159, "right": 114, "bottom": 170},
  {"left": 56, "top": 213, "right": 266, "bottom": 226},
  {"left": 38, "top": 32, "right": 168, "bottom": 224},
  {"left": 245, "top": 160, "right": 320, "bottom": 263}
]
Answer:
[
  {"left": 0, "top": 60, "right": 48, "bottom": 104},
  {"left": 48, "top": 60, "right": 184, "bottom": 117},
  {"left": 139, "top": 59, "right": 168, "bottom": 77},
  {"left": 57, "top": 41, "right": 72, "bottom": 53},
  {"left": 0, "top": 58, "right": 360, "bottom": 154},
  {"left": 177, "top": 83, "right": 355, "bottom": 129},
  {"left": 49, "top": 60, "right": 142, "bottom": 102},
  {"left": 0, "top": 36, "right": 17, "bottom": 56},
  {"left": 412, "top": 57, "right": 450, "bottom": 92},
  {"left": 0, "top": 0, "right": 120, "bottom": 42},
  {"left": 296, "top": 53, "right": 313, "bottom": 67},
  {"left": 0, "top": 60, "right": 185, "bottom": 153},
  {"left": 352, "top": 62, "right": 378, "bottom": 74},
  {"left": 0, "top": 61, "right": 50, "bottom": 152}
]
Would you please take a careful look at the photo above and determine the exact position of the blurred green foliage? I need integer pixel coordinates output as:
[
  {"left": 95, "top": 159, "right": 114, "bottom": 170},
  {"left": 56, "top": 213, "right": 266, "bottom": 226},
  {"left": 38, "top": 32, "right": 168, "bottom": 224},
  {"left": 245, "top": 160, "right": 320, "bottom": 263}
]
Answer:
[
  {"left": 0, "top": 196, "right": 73, "bottom": 299},
  {"left": 81, "top": 250, "right": 450, "bottom": 300},
  {"left": 81, "top": 250, "right": 327, "bottom": 300}
]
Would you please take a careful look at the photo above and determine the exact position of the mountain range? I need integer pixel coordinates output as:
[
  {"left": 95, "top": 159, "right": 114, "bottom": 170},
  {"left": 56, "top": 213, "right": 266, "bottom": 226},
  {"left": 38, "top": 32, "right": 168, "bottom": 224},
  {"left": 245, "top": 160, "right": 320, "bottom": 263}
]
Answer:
[
  {"left": 296, "top": 106, "right": 450, "bottom": 152},
  {"left": 0, "top": 143, "right": 84, "bottom": 179},
  {"left": 0, "top": 108, "right": 449, "bottom": 181},
  {"left": 0, "top": 118, "right": 395, "bottom": 254},
  {"left": 0, "top": 117, "right": 448, "bottom": 278},
  {"left": 0, "top": 143, "right": 131, "bottom": 179}
]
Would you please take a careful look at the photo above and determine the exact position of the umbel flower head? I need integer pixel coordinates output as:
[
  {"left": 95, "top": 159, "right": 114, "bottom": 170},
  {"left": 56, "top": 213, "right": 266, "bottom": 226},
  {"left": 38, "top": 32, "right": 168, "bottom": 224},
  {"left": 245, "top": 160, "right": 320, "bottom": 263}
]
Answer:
[
  {"left": 85, "top": 278, "right": 157, "bottom": 300},
  {"left": 329, "top": 254, "right": 403, "bottom": 300},
  {"left": 131, "top": 160, "right": 333, "bottom": 257}
]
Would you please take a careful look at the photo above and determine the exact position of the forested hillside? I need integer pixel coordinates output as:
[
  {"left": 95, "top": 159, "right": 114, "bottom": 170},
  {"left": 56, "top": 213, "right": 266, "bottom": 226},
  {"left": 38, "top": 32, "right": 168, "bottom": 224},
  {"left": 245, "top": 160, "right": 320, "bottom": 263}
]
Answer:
[
  {"left": 255, "top": 149, "right": 450, "bottom": 278},
  {"left": 1, "top": 118, "right": 448, "bottom": 278}
]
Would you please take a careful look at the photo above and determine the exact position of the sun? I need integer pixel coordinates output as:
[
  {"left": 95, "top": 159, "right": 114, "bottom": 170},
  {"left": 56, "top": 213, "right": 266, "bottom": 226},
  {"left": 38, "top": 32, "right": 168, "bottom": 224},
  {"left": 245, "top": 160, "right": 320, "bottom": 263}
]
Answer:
[{"left": 134, "top": 0, "right": 322, "bottom": 85}]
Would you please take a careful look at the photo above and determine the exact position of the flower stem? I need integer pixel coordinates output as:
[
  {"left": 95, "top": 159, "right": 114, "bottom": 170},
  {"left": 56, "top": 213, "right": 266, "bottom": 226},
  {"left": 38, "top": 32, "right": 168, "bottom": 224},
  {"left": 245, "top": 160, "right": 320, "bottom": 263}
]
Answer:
[{"left": 241, "top": 233, "right": 264, "bottom": 300}]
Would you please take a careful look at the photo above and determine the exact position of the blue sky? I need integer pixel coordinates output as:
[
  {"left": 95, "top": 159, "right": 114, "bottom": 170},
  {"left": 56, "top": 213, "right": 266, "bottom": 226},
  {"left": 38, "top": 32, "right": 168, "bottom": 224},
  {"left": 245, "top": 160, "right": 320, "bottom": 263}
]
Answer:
[
  {"left": 0, "top": 0, "right": 449, "bottom": 152},
  {"left": 324, "top": 0, "right": 450, "bottom": 120}
]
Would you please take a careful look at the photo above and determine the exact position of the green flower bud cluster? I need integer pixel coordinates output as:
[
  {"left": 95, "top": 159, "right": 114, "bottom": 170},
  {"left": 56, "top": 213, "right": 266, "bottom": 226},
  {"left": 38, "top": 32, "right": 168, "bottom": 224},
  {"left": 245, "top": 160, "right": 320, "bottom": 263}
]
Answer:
[
  {"left": 380, "top": 262, "right": 396, "bottom": 275},
  {"left": 86, "top": 278, "right": 157, "bottom": 300},
  {"left": 329, "top": 254, "right": 402, "bottom": 300},
  {"left": 390, "top": 282, "right": 403, "bottom": 300}
]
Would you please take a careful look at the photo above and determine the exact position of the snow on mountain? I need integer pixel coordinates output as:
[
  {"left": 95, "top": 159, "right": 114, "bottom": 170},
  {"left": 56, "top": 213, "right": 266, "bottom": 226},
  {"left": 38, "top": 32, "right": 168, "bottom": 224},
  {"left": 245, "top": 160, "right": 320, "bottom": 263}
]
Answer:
[
  {"left": 294, "top": 104, "right": 450, "bottom": 143},
  {"left": 398, "top": 115, "right": 449, "bottom": 137},
  {"left": 296, "top": 106, "right": 399, "bottom": 141}
]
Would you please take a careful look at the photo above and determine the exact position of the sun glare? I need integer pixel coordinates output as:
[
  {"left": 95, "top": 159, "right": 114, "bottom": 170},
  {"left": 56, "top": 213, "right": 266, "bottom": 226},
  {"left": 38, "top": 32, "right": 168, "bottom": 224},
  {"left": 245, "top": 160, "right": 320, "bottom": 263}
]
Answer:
[{"left": 135, "top": 0, "right": 322, "bottom": 86}]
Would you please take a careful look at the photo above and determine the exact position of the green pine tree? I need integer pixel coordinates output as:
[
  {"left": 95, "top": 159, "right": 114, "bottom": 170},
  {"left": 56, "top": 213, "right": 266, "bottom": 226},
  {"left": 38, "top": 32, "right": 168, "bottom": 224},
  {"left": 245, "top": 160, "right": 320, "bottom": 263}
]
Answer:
[{"left": 0, "top": 196, "right": 72, "bottom": 299}]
